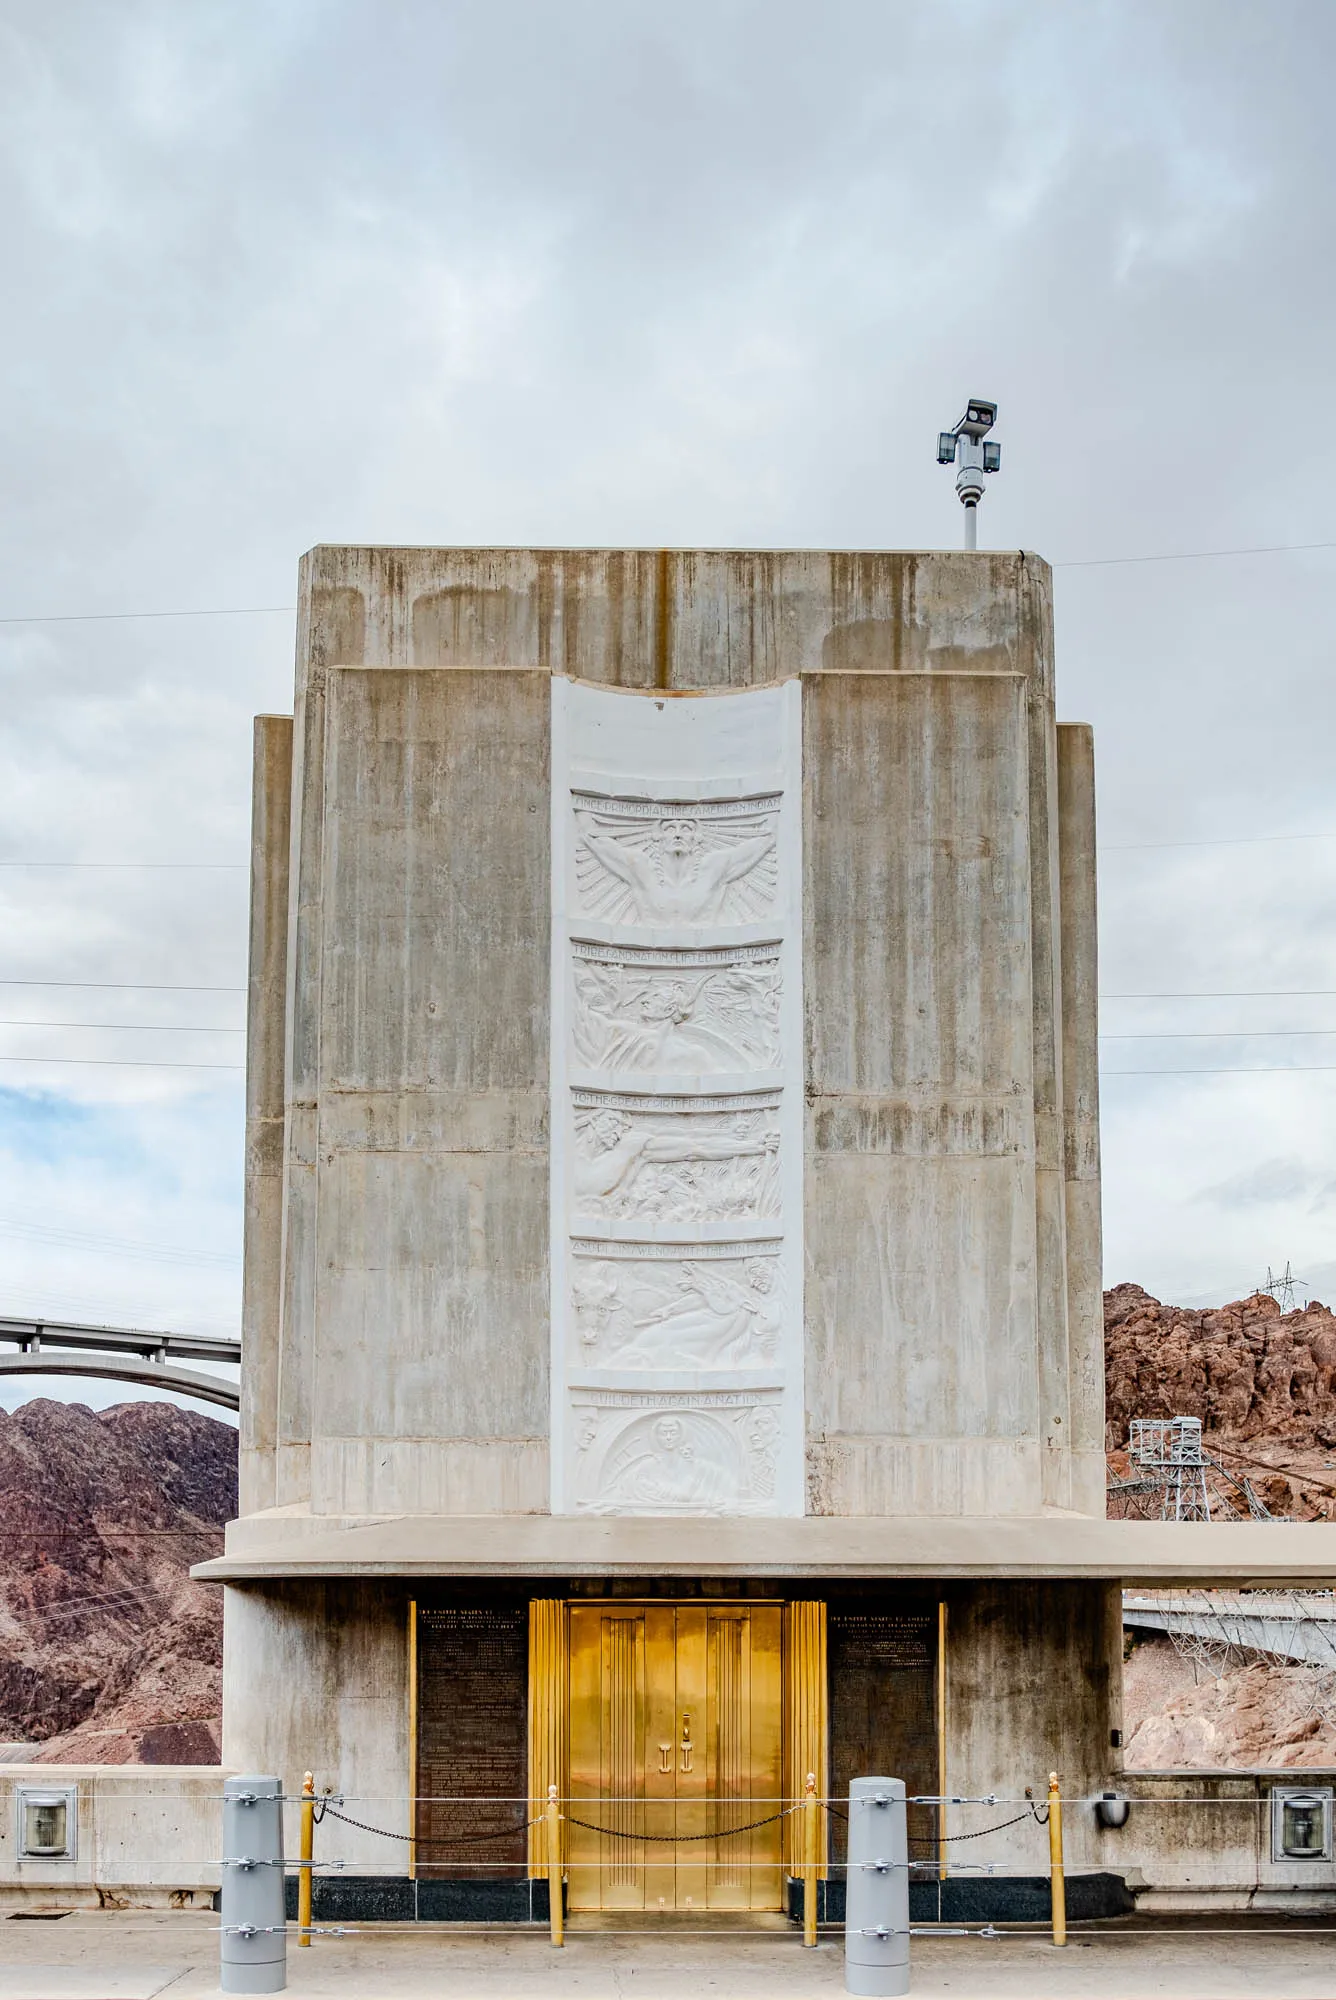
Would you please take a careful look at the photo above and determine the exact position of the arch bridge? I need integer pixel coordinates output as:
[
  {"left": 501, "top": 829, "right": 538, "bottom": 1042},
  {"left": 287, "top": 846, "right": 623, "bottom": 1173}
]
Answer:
[{"left": 0, "top": 1315, "right": 240, "bottom": 1412}]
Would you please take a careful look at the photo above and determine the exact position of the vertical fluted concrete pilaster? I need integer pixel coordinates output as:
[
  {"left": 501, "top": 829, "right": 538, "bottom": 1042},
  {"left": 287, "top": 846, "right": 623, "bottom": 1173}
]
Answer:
[
  {"left": 783, "top": 1600, "right": 827, "bottom": 1876},
  {"left": 527, "top": 1599, "right": 569, "bottom": 1875},
  {"left": 1058, "top": 724, "right": 1105, "bottom": 1510},
  {"left": 239, "top": 716, "right": 293, "bottom": 1514}
]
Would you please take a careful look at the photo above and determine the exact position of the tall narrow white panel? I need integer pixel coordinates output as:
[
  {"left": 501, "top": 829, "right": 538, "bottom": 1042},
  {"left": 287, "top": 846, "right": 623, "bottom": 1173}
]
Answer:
[{"left": 550, "top": 677, "right": 804, "bottom": 1515}]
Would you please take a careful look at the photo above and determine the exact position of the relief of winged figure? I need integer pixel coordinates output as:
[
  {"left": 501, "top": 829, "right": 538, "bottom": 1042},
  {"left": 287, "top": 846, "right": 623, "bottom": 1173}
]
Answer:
[{"left": 574, "top": 810, "right": 777, "bottom": 925}]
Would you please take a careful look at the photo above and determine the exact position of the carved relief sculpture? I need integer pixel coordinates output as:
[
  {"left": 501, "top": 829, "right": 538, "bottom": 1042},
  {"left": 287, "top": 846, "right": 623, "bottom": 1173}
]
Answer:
[
  {"left": 571, "top": 1397, "right": 781, "bottom": 1515},
  {"left": 572, "top": 945, "right": 781, "bottom": 1076},
  {"left": 553, "top": 679, "right": 801, "bottom": 1515},
  {"left": 570, "top": 1249, "right": 783, "bottom": 1370},
  {"left": 573, "top": 794, "right": 779, "bottom": 926},
  {"left": 572, "top": 1099, "right": 781, "bottom": 1226}
]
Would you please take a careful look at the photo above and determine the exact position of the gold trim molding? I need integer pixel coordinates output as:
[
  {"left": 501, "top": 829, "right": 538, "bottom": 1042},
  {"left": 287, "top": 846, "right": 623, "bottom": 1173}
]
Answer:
[{"left": 527, "top": 1598, "right": 569, "bottom": 1877}]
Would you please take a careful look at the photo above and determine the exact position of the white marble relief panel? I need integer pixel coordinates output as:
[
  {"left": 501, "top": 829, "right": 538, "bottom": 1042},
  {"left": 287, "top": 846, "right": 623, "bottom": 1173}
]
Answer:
[
  {"left": 573, "top": 793, "right": 780, "bottom": 927},
  {"left": 570, "top": 1389, "right": 783, "bottom": 1515},
  {"left": 570, "top": 1238, "right": 783, "bottom": 1371},
  {"left": 550, "top": 677, "right": 803, "bottom": 1518},
  {"left": 571, "top": 942, "right": 781, "bottom": 1077},
  {"left": 571, "top": 1090, "right": 781, "bottom": 1228}
]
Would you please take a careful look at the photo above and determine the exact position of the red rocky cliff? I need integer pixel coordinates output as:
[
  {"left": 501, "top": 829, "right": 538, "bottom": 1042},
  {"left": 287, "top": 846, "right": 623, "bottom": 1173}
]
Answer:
[
  {"left": 0, "top": 1398, "right": 234, "bottom": 1762},
  {"left": 1105, "top": 1284, "right": 1336, "bottom": 1519}
]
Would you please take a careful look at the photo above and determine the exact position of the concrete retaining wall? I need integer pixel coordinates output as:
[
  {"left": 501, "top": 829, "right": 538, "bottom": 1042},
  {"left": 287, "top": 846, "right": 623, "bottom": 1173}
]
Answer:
[
  {"left": 0, "top": 1767, "right": 227, "bottom": 1910},
  {"left": 1100, "top": 1769, "right": 1336, "bottom": 1911},
  {"left": 2, "top": 1761, "right": 1332, "bottom": 1913}
]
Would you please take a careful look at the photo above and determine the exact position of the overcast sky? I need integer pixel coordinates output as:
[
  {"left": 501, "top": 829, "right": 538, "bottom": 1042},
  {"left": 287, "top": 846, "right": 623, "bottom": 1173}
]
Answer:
[{"left": 2, "top": 0, "right": 1334, "bottom": 1417}]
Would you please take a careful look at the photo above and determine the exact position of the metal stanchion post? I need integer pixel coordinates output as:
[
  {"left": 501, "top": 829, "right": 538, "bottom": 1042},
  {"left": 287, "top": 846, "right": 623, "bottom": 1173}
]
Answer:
[
  {"left": 220, "top": 1774, "right": 286, "bottom": 1994},
  {"left": 1047, "top": 1770, "right": 1066, "bottom": 1947},
  {"left": 297, "top": 1773, "right": 314, "bottom": 1947},
  {"left": 844, "top": 1777, "right": 908, "bottom": 1998},
  {"left": 803, "top": 1772, "right": 819, "bottom": 1948},
  {"left": 546, "top": 1784, "right": 564, "bottom": 1947}
]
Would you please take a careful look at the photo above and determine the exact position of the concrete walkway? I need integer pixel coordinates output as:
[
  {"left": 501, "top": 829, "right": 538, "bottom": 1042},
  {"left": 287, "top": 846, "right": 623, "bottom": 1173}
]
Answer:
[{"left": 0, "top": 1912, "right": 1333, "bottom": 1999}]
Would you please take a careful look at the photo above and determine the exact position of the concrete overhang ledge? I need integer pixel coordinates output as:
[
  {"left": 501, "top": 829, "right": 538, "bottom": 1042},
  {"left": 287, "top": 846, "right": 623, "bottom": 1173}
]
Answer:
[{"left": 192, "top": 1512, "right": 1336, "bottom": 1586}]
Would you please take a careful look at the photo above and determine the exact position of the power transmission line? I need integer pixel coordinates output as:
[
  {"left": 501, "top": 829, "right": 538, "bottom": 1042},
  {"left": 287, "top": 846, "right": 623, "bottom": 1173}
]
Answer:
[
  {"left": 0, "top": 604, "right": 292, "bottom": 625},
  {"left": 0, "top": 860, "right": 245, "bottom": 869},
  {"left": 0, "top": 536, "right": 1332, "bottom": 626},
  {"left": 1102, "top": 832, "right": 1336, "bottom": 851},
  {"left": 1101, "top": 1030, "right": 1336, "bottom": 1041},
  {"left": 0, "top": 979, "right": 246, "bottom": 992},
  {"left": 0, "top": 1055, "right": 241, "bottom": 1071},
  {"left": 1102, "top": 1065, "right": 1336, "bottom": 1077},
  {"left": 1101, "top": 989, "right": 1336, "bottom": 999},
  {"left": 0, "top": 1020, "right": 244, "bottom": 1033},
  {"left": 1056, "top": 538, "right": 1336, "bottom": 569},
  {"left": 2, "top": 826, "right": 1334, "bottom": 868}
]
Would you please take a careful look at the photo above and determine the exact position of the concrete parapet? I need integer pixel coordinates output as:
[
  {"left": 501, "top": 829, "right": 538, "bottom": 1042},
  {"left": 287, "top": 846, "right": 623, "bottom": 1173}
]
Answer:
[{"left": 0, "top": 1766, "right": 228, "bottom": 1910}]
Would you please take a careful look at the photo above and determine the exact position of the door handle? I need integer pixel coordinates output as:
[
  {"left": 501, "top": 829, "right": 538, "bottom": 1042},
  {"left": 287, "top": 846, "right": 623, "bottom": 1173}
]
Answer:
[
  {"left": 680, "top": 1713, "right": 694, "bottom": 1773},
  {"left": 658, "top": 1743, "right": 672, "bottom": 1774}
]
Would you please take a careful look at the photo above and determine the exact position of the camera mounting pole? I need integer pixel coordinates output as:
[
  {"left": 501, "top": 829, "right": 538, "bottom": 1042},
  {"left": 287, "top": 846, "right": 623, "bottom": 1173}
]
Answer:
[{"left": 936, "top": 399, "right": 1001, "bottom": 550}]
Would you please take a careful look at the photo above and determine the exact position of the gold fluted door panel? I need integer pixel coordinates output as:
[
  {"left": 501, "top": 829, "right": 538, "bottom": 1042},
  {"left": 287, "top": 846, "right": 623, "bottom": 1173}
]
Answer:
[
  {"left": 782, "top": 1600, "right": 828, "bottom": 1879},
  {"left": 566, "top": 1602, "right": 782, "bottom": 1912},
  {"left": 527, "top": 1600, "right": 569, "bottom": 1878}
]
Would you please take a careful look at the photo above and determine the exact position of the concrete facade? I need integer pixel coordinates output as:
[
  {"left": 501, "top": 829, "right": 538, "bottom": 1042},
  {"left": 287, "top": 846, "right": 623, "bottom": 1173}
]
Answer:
[
  {"left": 201, "top": 543, "right": 1336, "bottom": 1923},
  {"left": 237, "top": 545, "right": 1102, "bottom": 1529}
]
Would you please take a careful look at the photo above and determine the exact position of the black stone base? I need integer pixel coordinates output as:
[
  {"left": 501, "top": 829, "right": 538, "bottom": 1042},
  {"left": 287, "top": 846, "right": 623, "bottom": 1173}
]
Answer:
[
  {"left": 787, "top": 1873, "right": 1133, "bottom": 1925},
  {"left": 230, "top": 1870, "right": 1130, "bottom": 1928},
  {"left": 263, "top": 1876, "right": 556, "bottom": 1923}
]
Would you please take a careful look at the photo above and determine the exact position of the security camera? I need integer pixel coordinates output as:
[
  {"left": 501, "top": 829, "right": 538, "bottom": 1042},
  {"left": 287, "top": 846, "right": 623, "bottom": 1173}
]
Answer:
[
  {"left": 955, "top": 399, "right": 998, "bottom": 441},
  {"left": 935, "top": 396, "right": 1002, "bottom": 547}
]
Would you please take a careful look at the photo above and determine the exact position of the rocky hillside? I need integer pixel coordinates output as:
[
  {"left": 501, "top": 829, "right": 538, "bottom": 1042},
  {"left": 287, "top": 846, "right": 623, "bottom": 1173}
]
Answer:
[
  {"left": 3, "top": 1287, "right": 1333, "bottom": 1769},
  {"left": 1105, "top": 1283, "right": 1336, "bottom": 1519},
  {"left": 0, "top": 1398, "right": 233, "bottom": 1763}
]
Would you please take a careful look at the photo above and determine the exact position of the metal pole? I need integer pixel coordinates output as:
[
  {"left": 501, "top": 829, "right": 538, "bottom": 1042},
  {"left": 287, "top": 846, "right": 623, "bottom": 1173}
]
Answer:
[
  {"left": 1047, "top": 1771, "right": 1066, "bottom": 1946},
  {"left": 546, "top": 1783, "right": 564, "bottom": 1947},
  {"left": 844, "top": 1777, "right": 909, "bottom": 1998},
  {"left": 297, "top": 1773, "right": 314, "bottom": 1947},
  {"left": 220, "top": 1774, "right": 286, "bottom": 1994},
  {"left": 963, "top": 503, "right": 978, "bottom": 552},
  {"left": 802, "top": 1771, "right": 820, "bottom": 1947},
  {"left": 936, "top": 1600, "right": 948, "bottom": 1882}
]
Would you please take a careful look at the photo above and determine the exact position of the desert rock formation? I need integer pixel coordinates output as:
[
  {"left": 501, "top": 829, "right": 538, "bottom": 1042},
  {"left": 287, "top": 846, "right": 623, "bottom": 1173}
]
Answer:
[
  {"left": 0, "top": 1398, "right": 232, "bottom": 1763},
  {"left": 1105, "top": 1283, "right": 1336, "bottom": 1519}
]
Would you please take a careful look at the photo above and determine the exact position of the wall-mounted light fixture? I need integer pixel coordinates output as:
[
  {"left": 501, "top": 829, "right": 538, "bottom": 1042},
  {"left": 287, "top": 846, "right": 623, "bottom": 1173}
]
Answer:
[
  {"left": 1272, "top": 1787, "right": 1333, "bottom": 1862},
  {"left": 17, "top": 1786, "right": 77, "bottom": 1861}
]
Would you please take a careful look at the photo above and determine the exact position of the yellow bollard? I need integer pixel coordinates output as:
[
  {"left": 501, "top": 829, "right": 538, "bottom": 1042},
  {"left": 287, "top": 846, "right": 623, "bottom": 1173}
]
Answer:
[
  {"left": 1047, "top": 1771, "right": 1066, "bottom": 1947},
  {"left": 546, "top": 1784, "right": 564, "bottom": 1948},
  {"left": 802, "top": 1772, "right": 819, "bottom": 1948},
  {"left": 297, "top": 1771, "right": 315, "bottom": 1947}
]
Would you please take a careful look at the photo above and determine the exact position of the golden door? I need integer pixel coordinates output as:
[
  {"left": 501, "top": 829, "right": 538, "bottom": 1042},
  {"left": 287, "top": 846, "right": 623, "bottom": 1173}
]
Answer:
[{"left": 567, "top": 1602, "right": 783, "bottom": 1912}]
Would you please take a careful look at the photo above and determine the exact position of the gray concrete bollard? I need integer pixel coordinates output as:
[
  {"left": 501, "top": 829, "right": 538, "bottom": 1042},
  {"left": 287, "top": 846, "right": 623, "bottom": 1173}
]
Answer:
[
  {"left": 845, "top": 1777, "right": 909, "bottom": 1998},
  {"left": 220, "top": 1774, "right": 287, "bottom": 1994}
]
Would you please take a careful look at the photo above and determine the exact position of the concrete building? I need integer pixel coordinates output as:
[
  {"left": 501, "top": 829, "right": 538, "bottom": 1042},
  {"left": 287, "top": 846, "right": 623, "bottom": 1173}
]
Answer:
[{"left": 196, "top": 545, "right": 1336, "bottom": 1919}]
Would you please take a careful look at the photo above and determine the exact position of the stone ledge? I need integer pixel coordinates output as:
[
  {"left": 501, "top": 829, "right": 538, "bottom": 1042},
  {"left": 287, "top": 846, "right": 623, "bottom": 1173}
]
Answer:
[{"left": 192, "top": 1512, "right": 1336, "bottom": 1584}]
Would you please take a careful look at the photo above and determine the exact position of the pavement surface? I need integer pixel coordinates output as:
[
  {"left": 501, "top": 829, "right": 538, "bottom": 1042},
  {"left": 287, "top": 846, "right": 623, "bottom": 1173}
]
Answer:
[{"left": 0, "top": 1911, "right": 1333, "bottom": 1999}]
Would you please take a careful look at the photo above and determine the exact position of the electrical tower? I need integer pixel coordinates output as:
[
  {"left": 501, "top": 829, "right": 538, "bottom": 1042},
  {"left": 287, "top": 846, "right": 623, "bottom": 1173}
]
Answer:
[
  {"left": 1261, "top": 1262, "right": 1309, "bottom": 1312},
  {"left": 1126, "top": 1417, "right": 1213, "bottom": 1520}
]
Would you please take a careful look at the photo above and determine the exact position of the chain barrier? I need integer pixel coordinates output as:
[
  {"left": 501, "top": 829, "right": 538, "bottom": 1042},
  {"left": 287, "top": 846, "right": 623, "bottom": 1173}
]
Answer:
[
  {"left": 908, "top": 1806, "right": 1049, "bottom": 1846},
  {"left": 828, "top": 1799, "right": 1047, "bottom": 1843},
  {"left": 563, "top": 1803, "right": 799, "bottom": 1842},
  {"left": 318, "top": 1802, "right": 541, "bottom": 1847}
]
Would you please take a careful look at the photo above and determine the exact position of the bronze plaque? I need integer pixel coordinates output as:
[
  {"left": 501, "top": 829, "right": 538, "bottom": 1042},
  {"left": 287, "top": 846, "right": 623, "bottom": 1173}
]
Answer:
[
  {"left": 829, "top": 1606, "right": 938, "bottom": 1864},
  {"left": 416, "top": 1604, "right": 527, "bottom": 1877}
]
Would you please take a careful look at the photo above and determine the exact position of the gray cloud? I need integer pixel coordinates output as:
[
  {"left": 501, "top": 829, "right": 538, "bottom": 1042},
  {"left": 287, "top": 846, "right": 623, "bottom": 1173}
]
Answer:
[
  {"left": 2, "top": 0, "right": 1335, "bottom": 1397},
  {"left": 1198, "top": 1157, "right": 1320, "bottom": 1210}
]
